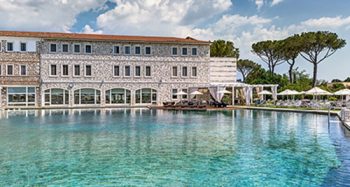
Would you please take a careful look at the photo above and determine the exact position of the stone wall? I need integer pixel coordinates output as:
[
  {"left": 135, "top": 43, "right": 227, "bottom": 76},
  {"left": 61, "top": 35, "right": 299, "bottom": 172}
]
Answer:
[
  {"left": 0, "top": 52, "right": 40, "bottom": 85},
  {"left": 40, "top": 53, "right": 210, "bottom": 107},
  {"left": 40, "top": 40, "right": 210, "bottom": 58}
]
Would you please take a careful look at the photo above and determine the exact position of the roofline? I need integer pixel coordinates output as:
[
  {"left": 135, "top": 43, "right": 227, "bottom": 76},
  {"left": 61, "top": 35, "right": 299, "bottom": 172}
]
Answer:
[{"left": 0, "top": 30, "right": 210, "bottom": 45}]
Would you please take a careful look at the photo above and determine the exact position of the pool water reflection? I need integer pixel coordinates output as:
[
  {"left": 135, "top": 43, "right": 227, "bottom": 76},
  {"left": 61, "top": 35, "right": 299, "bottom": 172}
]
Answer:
[{"left": 0, "top": 109, "right": 349, "bottom": 186}]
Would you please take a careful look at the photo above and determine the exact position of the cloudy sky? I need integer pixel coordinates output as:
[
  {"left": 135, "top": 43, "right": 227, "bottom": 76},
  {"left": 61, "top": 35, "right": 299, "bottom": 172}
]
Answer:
[{"left": 0, "top": 0, "right": 349, "bottom": 81}]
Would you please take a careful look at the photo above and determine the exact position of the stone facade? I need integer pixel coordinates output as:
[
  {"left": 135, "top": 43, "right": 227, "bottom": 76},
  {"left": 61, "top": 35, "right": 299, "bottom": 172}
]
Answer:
[
  {"left": 0, "top": 41, "right": 41, "bottom": 108},
  {"left": 0, "top": 31, "right": 236, "bottom": 108}
]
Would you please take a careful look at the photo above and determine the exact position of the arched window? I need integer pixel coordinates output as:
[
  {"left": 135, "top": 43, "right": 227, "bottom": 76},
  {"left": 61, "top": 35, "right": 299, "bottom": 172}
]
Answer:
[
  {"left": 135, "top": 88, "right": 157, "bottom": 104},
  {"left": 44, "top": 88, "right": 69, "bottom": 106},
  {"left": 105, "top": 88, "right": 131, "bottom": 104},
  {"left": 74, "top": 88, "right": 101, "bottom": 105}
]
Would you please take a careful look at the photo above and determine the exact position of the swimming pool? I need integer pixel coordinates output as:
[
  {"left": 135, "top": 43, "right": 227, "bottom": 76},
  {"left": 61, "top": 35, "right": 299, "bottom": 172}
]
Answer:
[{"left": 0, "top": 109, "right": 349, "bottom": 186}]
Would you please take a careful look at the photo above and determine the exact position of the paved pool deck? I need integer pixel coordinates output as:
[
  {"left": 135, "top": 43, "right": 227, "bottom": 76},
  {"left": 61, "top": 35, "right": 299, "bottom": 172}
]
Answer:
[{"left": 230, "top": 105, "right": 350, "bottom": 130}]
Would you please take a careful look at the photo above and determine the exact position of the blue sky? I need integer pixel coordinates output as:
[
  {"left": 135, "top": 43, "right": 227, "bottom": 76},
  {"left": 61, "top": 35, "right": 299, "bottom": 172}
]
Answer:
[{"left": 0, "top": 0, "right": 349, "bottom": 81}]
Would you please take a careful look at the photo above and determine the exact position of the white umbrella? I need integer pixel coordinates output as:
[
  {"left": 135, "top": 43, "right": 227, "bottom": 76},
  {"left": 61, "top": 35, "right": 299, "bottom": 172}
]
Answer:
[
  {"left": 190, "top": 90, "right": 203, "bottom": 101},
  {"left": 218, "top": 90, "right": 232, "bottom": 94},
  {"left": 175, "top": 91, "right": 187, "bottom": 95},
  {"left": 190, "top": 91, "right": 203, "bottom": 95},
  {"left": 258, "top": 90, "right": 272, "bottom": 95},
  {"left": 334, "top": 89, "right": 350, "bottom": 101},
  {"left": 305, "top": 87, "right": 332, "bottom": 95},
  {"left": 258, "top": 90, "right": 272, "bottom": 101},
  {"left": 334, "top": 89, "right": 350, "bottom": 95},
  {"left": 278, "top": 89, "right": 298, "bottom": 95}
]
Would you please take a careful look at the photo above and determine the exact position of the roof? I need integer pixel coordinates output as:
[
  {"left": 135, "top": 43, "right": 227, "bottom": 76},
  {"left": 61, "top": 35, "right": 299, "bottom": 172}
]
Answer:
[{"left": 0, "top": 30, "right": 210, "bottom": 45}]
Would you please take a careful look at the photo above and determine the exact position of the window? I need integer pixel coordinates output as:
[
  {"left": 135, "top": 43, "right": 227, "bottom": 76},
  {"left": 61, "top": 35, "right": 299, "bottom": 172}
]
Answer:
[
  {"left": 62, "top": 44, "right": 69, "bottom": 53},
  {"left": 74, "top": 44, "right": 81, "bottom": 53},
  {"left": 50, "top": 64, "right": 57, "bottom": 76},
  {"left": 50, "top": 44, "right": 57, "bottom": 52},
  {"left": 182, "top": 47, "right": 188, "bottom": 55},
  {"left": 135, "top": 88, "right": 157, "bottom": 104},
  {"left": 135, "top": 46, "right": 141, "bottom": 55},
  {"left": 172, "top": 66, "right": 178, "bottom": 77},
  {"left": 182, "top": 89, "right": 188, "bottom": 99},
  {"left": 85, "top": 65, "right": 92, "bottom": 76},
  {"left": 7, "top": 87, "right": 36, "bottom": 106},
  {"left": 7, "top": 65, "right": 13, "bottom": 75},
  {"left": 7, "top": 42, "right": 13, "bottom": 51},
  {"left": 62, "top": 65, "right": 69, "bottom": 76},
  {"left": 135, "top": 66, "right": 141, "bottom": 77},
  {"left": 113, "top": 65, "right": 120, "bottom": 76},
  {"left": 145, "top": 66, "right": 151, "bottom": 77},
  {"left": 105, "top": 88, "right": 131, "bottom": 105},
  {"left": 74, "top": 65, "right": 80, "bottom": 76},
  {"left": 172, "top": 89, "right": 178, "bottom": 99},
  {"left": 124, "top": 66, "right": 131, "bottom": 77},
  {"left": 74, "top": 88, "right": 101, "bottom": 105},
  {"left": 145, "top": 46, "right": 151, "bottom": 55},
  {"left": 192, "top": 67, "right": 197, "bottom": 77},
  {"left": 44, "top": 88, "right": 69, "bottom": 106},
  {"left": 192, "top": 47, "right": 197, "bottom": 56},
  {"left": 85, "top": 44, "right": 92, "bottom": 53},
  {"left": 182, "top": 66, "right": 188, "bottom": 77},
  {"left": 20, "top": 65, "right": 27, "bottom": 76},
  {"left": 113, "top": 46, "right": 120, "bottom": 54},
  {"left": 172, "top": 47, "right": 178, "bottom": 55},
  {"left": 20, "top": 42, "right": 27, "bottom": 52},
  {"left": 124, "top": 46, "right": 131, "bottom": 55}
]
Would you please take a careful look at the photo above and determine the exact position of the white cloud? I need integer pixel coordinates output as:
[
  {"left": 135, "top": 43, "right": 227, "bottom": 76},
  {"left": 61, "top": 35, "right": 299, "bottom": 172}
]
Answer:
[
  {"left": 271, "top": 0, "right": 284, "bottom": 6},
  {"left": 96, "top": 0, "right": 232, "bottom": 36},
  {"left": 81, "top": 25, "right": 103, "bottom": 34},
  {"left": 0, "top": 0, "right": 106, "bottom": 32},
  {"left": 255, "top": 0, "right": 264, "bottom": 9},
  {"left": 301, "top": 16, "right": 350, "bottom": 29}
]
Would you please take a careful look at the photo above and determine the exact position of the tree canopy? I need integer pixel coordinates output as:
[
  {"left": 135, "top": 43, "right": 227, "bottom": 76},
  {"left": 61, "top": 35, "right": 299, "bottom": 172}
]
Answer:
[
  {"left": 279, "top": 36, "right": 301, "bottom": 83},
  {"left": 210, "top": 40, "right": 239, "bottom": 58},
  {"left": 237, "top": 59, "right": 260, "bottom": 82},
  {"left": 251, "top": 40, "right": 284, "bottom": 74},
  {"left": 296, "top": 31, "right": 346, "bottom": 87}
]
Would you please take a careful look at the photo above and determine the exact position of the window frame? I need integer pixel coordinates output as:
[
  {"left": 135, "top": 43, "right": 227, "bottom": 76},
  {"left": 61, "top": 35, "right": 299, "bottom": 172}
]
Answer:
[
  {"left": 124, "top": 65, "right": 131, "bottom": 77},
  {"left": 145, "top": 66, "right": 151, "bottom": 77},
  {"left": 134, "top": 46, "right": 141, "bottom": 55},
  {"left": 113, "top": 45, "right": 120, "bottom": 54},
  {"left": 191, "top": 47, "right": 198, "bottom": 56},
  {"left": 135, "top": 65, "right": 141, "bottom": 77},
  {"left": 73, "top": 44, "right": 81, "bottom": 53},
  {"left": 85, "top": 65, "right": 92, "bottom": 77},
  {"left": 113, "top": 65, "right": 120, "bottom": 77},
  {"left": 145, "top": 46, "right": 152, "bottom": 55},
  {"left": 73, "top": 64, "right": 81, "bottom": 77},
  {"left": 172, "top": 88, "right": 178, "bottom": 100},
  {"left": 172, "top": 66, "right": 178, "bottom": 77},
  {"left": 85, "top": 44, "right": 92, "bottom": 54},
  {"left": 62, "top": 43, "right": 69, "bottom": 53},
  {"left": 50, "top": 43, "right": 57, "bottom": 53},
  {"left": 6, "top": 42, "right": 14, "bottom": 52},
  {"left": 6, "top": 64, "right": 14, "bottom": 76},
  {"left": 49, "top": 64, "right": 58, "bottom": 77},
  {"left": 61, "top": 64, "right": 69, "bottom": 77},
  {"left": 182, "top": 66, "right": 188, "bottom": 77},
  {"left": 124, "top": 45, "right": 131, "bottom": 55},
  {"left": 171, "top": 47, "right": 178, "bottom": 56},
  {"left": 181, "top": 47, "right": 188, "bottom": 56},
  {"left": 20, "top": 42, "right": 27, "bottom": 52},
  {"left": 19, "top": 65, "right": 27, "bottom": 76},
  {"left": 191, "top": 66, "right": 197, "bottom": 77}
]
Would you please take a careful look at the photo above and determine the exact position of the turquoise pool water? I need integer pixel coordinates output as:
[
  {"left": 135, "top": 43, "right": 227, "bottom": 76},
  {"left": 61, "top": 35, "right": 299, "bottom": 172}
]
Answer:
[{"left": 0, "top": 109, "right": 349, "bottom": 186}]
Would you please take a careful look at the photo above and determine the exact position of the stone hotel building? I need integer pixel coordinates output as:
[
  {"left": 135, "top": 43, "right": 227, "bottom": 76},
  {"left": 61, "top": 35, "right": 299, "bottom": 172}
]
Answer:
[{"left": 0, "top": 31, "right": 236, "bottom": 108}]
